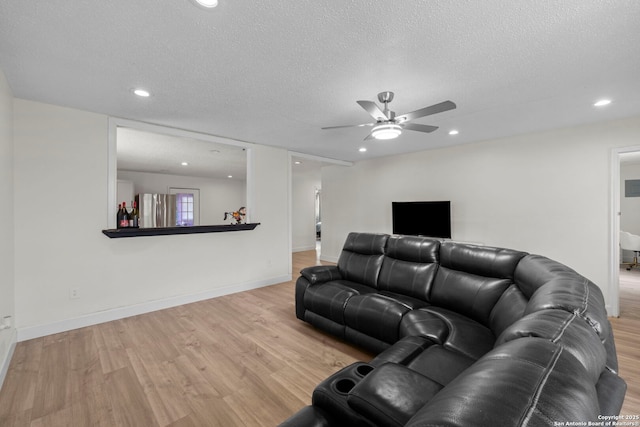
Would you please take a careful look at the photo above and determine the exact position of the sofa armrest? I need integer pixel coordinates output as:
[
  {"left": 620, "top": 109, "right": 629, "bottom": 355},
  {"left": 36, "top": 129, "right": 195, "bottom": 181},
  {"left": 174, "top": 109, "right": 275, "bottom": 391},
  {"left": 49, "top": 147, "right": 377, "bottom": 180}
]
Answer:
[
  {"left": 347, "top": 363, "right": 442, "bottom": 427},
  {"left": 301, "top": 265, "right": 342, "bottom": 285},
  {"left": 278, "top": 405, "right": 332, "bottom": 427}
]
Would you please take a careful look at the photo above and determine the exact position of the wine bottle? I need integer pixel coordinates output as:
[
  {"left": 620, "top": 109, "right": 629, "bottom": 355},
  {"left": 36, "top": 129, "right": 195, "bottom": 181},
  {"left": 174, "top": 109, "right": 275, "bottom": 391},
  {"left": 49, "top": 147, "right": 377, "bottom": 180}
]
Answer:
[
  {"left": 120, "top": 202, "right": 130, "bottom": 228},
  {"left": 116, "top": 204, "right": 123, "bottom": 229},
  {"left": 131, "top": 201, "right": 139, "bottom": 228}
]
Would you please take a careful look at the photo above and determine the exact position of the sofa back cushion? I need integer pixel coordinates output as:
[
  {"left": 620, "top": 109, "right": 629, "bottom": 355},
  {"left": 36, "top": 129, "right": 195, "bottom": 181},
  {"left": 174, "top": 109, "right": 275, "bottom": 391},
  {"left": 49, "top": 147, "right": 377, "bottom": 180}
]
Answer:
[
  {"left": 488, "top": 284, "right": 528, "bottom": 337},
  {"left": 439, "top": 241, "right": 527, "bottom": 279},
  {"left": 513, "top": 254, "right": 578, "bottom": 298},
  {"left": 430, "top": 268, "right": 512, "bottom": 325},
  {"left": 378, "top": 235, "right": 440, "bottom": 300},
  {"left": 515, "top": 254, "right": 611, "bottom": 339},
  {"left": 337, "top": 232, "right": 389, "bottom": 288},
  {"left": 525, "top": 276, "right": 611, "bottom": 340},
  {"left": 430, "top": 242, "right": 528, "bottom": 325},
  {"left": 495, "top": 309, "right": 607, "bottom": 385}
]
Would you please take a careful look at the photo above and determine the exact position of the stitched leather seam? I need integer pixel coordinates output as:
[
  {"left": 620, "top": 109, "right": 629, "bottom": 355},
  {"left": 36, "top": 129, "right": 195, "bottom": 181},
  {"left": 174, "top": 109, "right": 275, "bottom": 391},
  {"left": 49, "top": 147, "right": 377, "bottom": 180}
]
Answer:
[
  {"left": 521, "top": 346, "right": 563, "bottom": 426},
  {"left": 551, "top": 312, "right": 577, "bottom": 344},
  {"left": 580, "top": 278, "right": 589, "bottom": 314}
]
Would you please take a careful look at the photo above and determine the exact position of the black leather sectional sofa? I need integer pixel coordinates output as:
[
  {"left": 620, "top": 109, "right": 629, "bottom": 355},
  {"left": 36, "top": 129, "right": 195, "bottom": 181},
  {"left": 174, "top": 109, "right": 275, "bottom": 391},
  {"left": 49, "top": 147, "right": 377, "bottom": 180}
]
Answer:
[{"left": 280, "top": 232, "right": 627, "bottom": 427}]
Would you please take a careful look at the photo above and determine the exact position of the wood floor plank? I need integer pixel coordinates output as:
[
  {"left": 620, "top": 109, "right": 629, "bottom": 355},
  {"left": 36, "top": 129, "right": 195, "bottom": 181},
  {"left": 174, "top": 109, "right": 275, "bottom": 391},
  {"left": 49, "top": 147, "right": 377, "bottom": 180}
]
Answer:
[
  {"left": 105, "top": 366, "right": 159, "bottom": 427},
  {"left": 0, "top": 250, "right": 638, "bottom": 426},
  {"left": 126, "top": 347, "right": 190, "bottom": 426},
  {"left": 30, "top": 337, "right": 71, "bottom": 420},
  {"left": 94, "top": 320, "right": 131, "bottom": 374},
  {"left": 0, "top": 338, "right": 42, "bottom": 418},
  {"left": 612, "top": 268, "right": 640, "bottom": 416},
  {"left": 184, "top": 396, "right": 246, "bottom": 427}
]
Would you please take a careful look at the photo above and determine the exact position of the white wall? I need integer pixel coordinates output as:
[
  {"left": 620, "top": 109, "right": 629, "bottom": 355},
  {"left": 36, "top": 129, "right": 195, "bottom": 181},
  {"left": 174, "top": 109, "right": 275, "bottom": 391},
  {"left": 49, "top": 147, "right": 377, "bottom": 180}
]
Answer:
[
  {"left": 292, "top": 167, "right": 321, "bottom": 252},
  {"left": 13, "top": 99, "right": 290, "bottom": 339},
  {"left": 118, "top": 170, "right": 246, "bottom": 226},
  {"left": 322, "top": 115, "right": 640, "bottom": 312},
  {"left": 0, "top": 70, "right": 16, "bottom": 385}
]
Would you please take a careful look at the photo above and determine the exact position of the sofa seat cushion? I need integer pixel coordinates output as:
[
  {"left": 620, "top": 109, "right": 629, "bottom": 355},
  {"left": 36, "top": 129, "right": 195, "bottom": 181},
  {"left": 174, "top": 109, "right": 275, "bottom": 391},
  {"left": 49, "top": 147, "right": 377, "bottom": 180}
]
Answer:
[
  {"left": 347, "top": 363, "right": 443, "bottom": 427},
  {"left": 303, "top": 281, "right": 375, "bottom": 324},
  {"left": 401, "top": 307, "right": 495, "bottom": 360},
  {"left": 344, "top": 294, "right": 415, "bottom": 344},
  {"left": 376, "top": 291, "right": 430, "bottom": 310},
  {"left": 406, "top": 344, "right": 476, "bottom": 386}
]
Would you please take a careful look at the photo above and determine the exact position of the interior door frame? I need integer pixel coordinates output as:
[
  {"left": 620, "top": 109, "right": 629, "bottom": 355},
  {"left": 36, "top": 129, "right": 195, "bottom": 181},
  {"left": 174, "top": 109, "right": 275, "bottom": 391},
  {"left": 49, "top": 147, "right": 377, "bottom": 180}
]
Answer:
[{"left": 609, "top": 145, "right": 640, "bottom": 317}]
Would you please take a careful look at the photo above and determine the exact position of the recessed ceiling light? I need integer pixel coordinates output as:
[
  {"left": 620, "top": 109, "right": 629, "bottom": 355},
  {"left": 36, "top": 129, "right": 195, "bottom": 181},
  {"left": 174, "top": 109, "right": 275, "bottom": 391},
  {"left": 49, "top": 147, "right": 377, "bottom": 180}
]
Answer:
[
  {"left": 133, "top": 88, "right": 150, "bottom": 97},
  {"left": 227, "top": 175, "right": 233, "bottom": 178},
  {"left": 449, "top": 130, "right": 459, "bottom": 135},
  {"left": 594, "top": 99, "right": 611, "bottom": 107},
  {"left": 294, "top": 161, "right": 301, "bottom": 165},
  {"left": 191, "top": 0, "right": 218, "bottom": 8},
  {"left": 133, "top": 88, "right": 151, "bottom": 98},
  {"left": 181, "top": 162, "right": 189, "bottom": 166},
  {"left": 359, "top": 147, "right": 367, "bottom": 152}
]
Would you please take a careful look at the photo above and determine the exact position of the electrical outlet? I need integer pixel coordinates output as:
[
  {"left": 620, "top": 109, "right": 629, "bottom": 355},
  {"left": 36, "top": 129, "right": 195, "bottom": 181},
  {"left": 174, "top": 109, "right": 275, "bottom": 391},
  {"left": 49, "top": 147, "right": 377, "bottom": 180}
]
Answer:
[
  {"left": 0, "top": 316, "right": 11, "bottom": 330},
  {"left": 69, "top": 288, "right": 80, "bottom": 299}
]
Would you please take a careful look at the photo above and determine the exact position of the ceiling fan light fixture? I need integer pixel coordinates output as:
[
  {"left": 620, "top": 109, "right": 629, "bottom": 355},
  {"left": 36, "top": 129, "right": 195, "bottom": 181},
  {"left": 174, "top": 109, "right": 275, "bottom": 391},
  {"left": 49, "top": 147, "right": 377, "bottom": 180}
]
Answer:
[{"left": 371, "top": 123, "right": 402, "bottom": 140}]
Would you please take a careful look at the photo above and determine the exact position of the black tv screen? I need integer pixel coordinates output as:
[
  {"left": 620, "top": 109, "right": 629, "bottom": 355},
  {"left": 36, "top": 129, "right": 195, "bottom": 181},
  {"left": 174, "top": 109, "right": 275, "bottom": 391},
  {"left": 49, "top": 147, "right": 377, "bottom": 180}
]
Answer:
[{"left": 392, "top": 201, "right": 451, "bottom": 238}]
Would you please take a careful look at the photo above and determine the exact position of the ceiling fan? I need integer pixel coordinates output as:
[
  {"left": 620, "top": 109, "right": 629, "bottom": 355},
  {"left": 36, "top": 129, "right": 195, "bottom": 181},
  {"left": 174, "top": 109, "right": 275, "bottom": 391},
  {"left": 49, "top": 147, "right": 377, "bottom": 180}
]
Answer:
[{"left": 322, "top": 91, "right": 456, "bottom": 140}]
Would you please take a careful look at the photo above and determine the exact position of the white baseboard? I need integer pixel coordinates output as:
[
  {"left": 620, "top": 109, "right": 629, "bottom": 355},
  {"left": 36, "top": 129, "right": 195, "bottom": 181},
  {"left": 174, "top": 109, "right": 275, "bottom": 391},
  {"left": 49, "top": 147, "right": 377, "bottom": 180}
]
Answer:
[
  {"left": 292, "top": 245, "right": 317, "bottom": 253},
  {"left": 16, "top": 274, "right": 291, "bottom": 342},
  {"left": 320, "top": 254, "right": 339, "bottom": 263},
  {"left": 0, "top": 330, "right": 17, "bottom": 389}
]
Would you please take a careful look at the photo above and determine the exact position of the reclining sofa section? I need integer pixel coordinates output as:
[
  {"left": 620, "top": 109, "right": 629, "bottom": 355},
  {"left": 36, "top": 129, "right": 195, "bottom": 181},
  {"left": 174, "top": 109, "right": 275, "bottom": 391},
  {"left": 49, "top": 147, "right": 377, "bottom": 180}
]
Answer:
[{"left": 284, "top": 232, "right": 627, "bottom": 427}]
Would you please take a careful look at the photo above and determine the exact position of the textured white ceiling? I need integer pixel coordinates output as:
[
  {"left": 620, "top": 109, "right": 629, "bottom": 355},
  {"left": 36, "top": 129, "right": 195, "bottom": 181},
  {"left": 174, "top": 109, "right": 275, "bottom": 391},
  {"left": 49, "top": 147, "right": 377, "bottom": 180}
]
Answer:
[{"left": 1, "top": 1, "right": 639, "bottom": 162}]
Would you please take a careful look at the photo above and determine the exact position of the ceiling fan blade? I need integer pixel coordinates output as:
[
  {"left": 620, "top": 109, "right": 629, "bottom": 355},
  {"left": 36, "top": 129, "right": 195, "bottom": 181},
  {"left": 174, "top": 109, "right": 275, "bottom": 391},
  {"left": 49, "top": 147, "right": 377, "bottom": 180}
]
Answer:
[
  {"left": 322, "top": 123, "right": 374, "bottom": 130},
  {"left": 357, "top": 100, "right": 387, "bottom": 121},
  {"left": 363, "top": 132, "right": 375, "bottom": 141},
  {"left": 401, "top": 123, "right": 439, "bottom": 133},
  {"left": 396, "top": 100, "right": 456, "bottom": 123}
]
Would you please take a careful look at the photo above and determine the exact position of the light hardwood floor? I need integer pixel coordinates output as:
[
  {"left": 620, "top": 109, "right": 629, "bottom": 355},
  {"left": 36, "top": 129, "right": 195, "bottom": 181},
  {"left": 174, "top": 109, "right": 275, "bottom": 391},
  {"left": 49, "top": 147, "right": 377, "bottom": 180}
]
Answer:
[
  {"left": 0, "top": 252, "right": 638, "bottom": 426},
  {"left": 610, "top": 268, "right": 640, "bottom": 416},
  {"left": 0, "top": 250, "right": 372, "bottom": 427}
]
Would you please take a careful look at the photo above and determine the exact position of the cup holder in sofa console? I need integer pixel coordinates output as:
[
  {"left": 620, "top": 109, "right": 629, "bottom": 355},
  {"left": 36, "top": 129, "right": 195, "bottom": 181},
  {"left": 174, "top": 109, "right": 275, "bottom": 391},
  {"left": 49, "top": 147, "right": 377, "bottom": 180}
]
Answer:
[
  {"left": 311, "top": 363, "right": 379, "bottom": 426},
  {"left": 355, "top": 364, "right": 374, "bottom": 377},
  {"left": 333, "top": 378, "right": 356, "bottom": 395}
]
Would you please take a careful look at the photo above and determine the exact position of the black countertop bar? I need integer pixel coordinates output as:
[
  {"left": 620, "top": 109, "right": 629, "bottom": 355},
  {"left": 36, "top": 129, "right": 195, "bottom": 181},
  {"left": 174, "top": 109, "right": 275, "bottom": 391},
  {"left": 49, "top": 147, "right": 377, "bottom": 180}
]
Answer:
[{"left": 102, "top": 223, "right": 260, "bottom": 238}]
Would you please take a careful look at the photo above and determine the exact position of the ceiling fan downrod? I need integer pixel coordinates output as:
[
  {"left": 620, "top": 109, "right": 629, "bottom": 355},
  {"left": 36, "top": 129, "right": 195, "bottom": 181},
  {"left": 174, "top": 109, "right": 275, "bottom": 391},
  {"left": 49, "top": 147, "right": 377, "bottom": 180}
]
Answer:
[{"left": 377, "top": 91, "right": 395, "bottom": 121}]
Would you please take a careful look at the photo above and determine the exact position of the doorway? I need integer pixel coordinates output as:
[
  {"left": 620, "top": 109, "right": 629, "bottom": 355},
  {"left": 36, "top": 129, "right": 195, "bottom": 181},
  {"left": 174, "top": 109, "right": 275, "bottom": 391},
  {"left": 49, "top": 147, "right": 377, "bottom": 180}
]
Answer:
[
  {"left": 289, "top": 152, "right": 352, "bottom": 258},
  {"left": 315, "top": 188, "right": 322, "bottom": 252},
  {"left": 610, "top": 146, "right": 640, "bottom": 318}
]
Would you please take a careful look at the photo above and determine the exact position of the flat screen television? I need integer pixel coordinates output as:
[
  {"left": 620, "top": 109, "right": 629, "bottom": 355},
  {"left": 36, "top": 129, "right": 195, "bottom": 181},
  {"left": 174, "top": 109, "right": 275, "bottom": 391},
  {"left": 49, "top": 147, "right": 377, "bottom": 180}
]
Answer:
[{"left": 392, "top": 201, "right": 451, "bottom": 238}]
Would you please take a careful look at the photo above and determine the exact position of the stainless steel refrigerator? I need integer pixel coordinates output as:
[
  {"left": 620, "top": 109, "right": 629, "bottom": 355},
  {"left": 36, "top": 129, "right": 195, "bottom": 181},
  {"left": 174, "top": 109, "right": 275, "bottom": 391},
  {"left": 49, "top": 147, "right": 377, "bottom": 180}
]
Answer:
[{"left": 137, "top": 193, "right": 176, "bottom": 228}]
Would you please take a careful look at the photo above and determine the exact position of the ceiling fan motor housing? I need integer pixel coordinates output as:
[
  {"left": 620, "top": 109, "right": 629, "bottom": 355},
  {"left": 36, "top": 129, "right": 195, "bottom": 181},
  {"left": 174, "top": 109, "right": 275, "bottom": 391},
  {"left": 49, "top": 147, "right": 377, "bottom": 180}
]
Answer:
[{"left": 378, "top": 91, "right": 394, "bottom": 104}]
